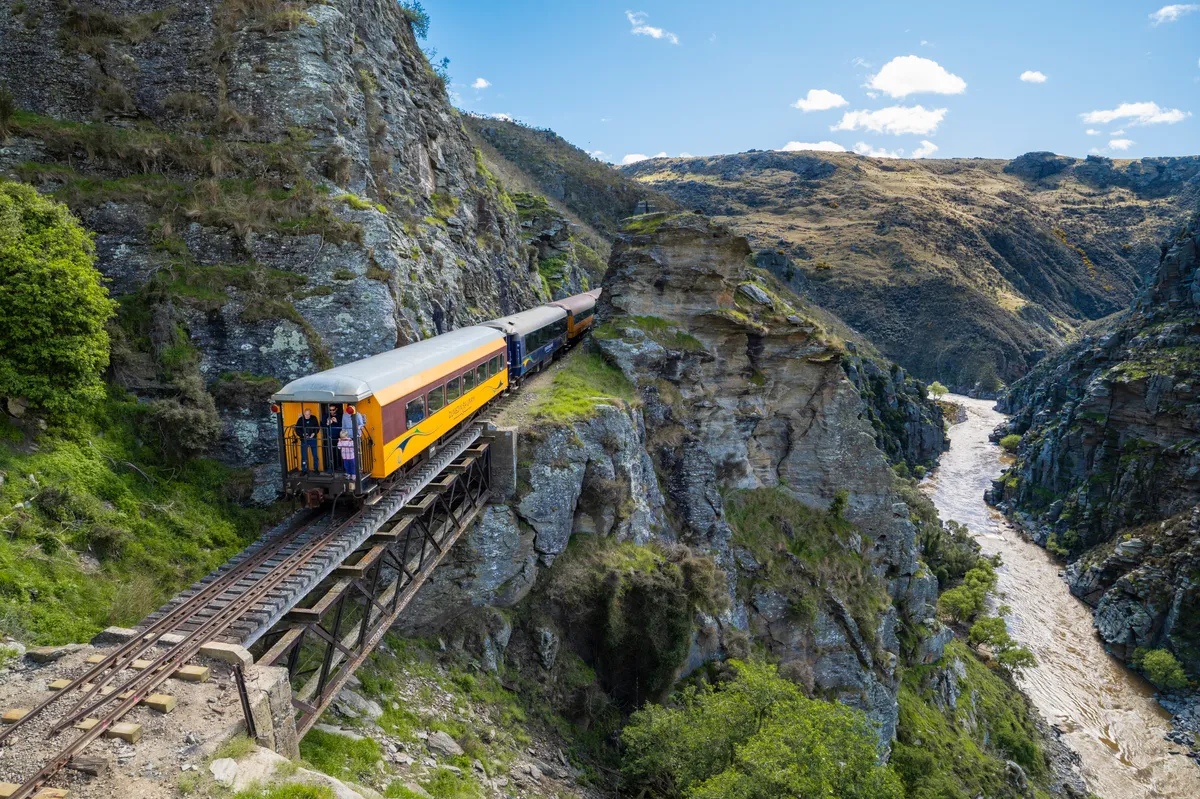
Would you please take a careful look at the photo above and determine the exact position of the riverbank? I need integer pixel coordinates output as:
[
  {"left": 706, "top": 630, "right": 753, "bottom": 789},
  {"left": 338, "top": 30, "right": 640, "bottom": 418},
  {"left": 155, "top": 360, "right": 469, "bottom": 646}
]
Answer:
[{"left": 922, "top": 396, "right": 1200, "bottom": 799}]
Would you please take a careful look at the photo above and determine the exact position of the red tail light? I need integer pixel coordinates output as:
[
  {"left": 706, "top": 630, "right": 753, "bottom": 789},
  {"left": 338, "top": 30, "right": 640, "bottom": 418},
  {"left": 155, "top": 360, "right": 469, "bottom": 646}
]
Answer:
[{"left": 270, "top": 403, "right": 280, "bottom": 414}]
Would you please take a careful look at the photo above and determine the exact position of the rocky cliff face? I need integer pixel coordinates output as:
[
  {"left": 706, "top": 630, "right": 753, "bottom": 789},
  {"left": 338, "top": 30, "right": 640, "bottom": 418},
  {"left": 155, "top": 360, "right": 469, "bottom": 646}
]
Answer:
[
  {"left": 621, "top": 151, "right": 1200, "bottom": 389},
  {"left": 0, "top": 0, "right": 545, "bottom": 486},
  {"left": 407, "top": 212, "right": 948, "bottom": 751},
  {"left": 844, "top": 351, "right": 947, "bottom": 471},
  {"left": 596, "top": 212, "right": 948, "bottom": 741},
  {"left": 993, "top": 212, "right": 1200, "bottom": 677}
]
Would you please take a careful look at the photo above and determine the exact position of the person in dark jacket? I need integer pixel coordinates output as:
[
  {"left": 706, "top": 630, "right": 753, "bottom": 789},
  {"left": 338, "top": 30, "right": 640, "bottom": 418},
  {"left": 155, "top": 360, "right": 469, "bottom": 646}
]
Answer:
[
  {"left": 297, "top": 407, "right": 321, "bottom": 473},
  {"left": 324, "top": 407, "right": 342, "bottom": 470}
]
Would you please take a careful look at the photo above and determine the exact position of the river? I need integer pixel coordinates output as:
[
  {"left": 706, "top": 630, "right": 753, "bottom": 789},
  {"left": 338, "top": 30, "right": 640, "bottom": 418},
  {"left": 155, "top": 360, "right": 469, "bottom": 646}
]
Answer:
[{"left": 921, "top": 395, "right": 1200, "bottom": 799}]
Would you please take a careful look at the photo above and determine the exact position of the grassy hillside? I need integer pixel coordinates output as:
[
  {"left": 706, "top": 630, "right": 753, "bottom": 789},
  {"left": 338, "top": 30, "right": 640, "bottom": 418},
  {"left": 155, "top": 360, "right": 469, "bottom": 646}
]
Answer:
[
  {"left": 465, "top": 116, "right": 677, "bottom": 241},
  {"left": 0, "top": 399, "right": 280, "bottom": 644},
  {"left": 621, "top": 151, "right": 1199, "bottom": 387}
]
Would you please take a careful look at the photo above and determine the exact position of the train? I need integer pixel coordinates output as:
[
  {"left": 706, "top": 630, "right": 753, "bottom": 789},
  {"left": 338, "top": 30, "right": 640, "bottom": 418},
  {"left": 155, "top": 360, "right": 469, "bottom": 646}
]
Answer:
[{"left": 270, "top": 288, "right": 601, "bottom": 505}]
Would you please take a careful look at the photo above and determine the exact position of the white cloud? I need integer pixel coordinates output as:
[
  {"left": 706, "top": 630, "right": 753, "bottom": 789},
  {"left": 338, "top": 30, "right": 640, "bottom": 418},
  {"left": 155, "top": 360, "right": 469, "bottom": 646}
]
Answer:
[
  {"left": 853, "top": 142, "right": 903, "bottom": 158},
  {"left": 472, "top": 78, "right": 491, "bottom": 89},
  {"left": 1085, "top": 129, "right": 1102, "bottom": 135},
  {"left": 679, "top": 152, "right": 694, "bottom": 158},
  {"left": 792, "top": 89, "right": 848, "bottom": 112},
  {"left": 867, "top": 55, "right": 966, "bottom": 98},
  {"left": 620, "top": 152, "right": 669, "bottom": 165},
  {"left": 1111, "top": 128, "right": 1125, "bottom": 135},
  {"left": 912, "top": 140, "right": 939, "bottom": 158},
  {"left": 1109, "top": 138, "right": 1135, "bottom": 151},
  {"left": 1020, "top": 70, "right": 1047, "bottom": 83},
  {"left": 851, "top": 57, "right": 872, "bottom": 68},
  {"left": 486, "top": 113, "right": 513, "bottom": 122},
  {"left": 1081, "top": 101, "right": 1191, "bottom": 126},
  {"left": 779, "top": 141, "right": 848, "bottom": 153},
  {"left": 587, "top": 149, "right": 610, "bottom": 161},
  {"left": 626, "top": 11, "right": 679, "bottom": 45},
  {"left": 1150, "top": 4, "right": 1199, "bottom": 24},
  {"left": 833, "top": 105, "right": 947, "bottom": 135}
]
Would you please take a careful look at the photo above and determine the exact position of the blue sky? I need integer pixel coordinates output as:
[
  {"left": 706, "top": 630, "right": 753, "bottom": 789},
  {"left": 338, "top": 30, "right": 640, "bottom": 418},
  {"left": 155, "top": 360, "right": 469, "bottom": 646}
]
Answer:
[{"left": 423, "top": 1, "right": 1198, "bottom": 163}]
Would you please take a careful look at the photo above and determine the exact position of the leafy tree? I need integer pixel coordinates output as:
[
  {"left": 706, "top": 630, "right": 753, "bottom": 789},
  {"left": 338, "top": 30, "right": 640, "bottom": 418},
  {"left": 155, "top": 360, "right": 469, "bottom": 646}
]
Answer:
[
  {"left": 1138, "top": 649, "right": 1188, "bottom": 690},
  {"left": 928, "top": 380, "right": 949, "bottom": 398},
  {"left": 622, "top": 660, "right": 903, "bottom": 799},
  {"left": 399, "top": 1, "right": 430, "bottom": 38},
  {"left": 937, "top": 559, "right": 997, "bottom": 623},
  {"left": 0, "top": 181, "right": 116, "bottom": 415},
  {"left": 969, "top": 615, "right": 1037, "bottom": 677}
]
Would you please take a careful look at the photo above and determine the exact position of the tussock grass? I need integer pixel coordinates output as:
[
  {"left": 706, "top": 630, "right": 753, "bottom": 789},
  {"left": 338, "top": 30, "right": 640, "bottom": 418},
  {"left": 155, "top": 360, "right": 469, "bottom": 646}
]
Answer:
[{"left": 528, "top": 351, "right": 636, "bottom": 424}]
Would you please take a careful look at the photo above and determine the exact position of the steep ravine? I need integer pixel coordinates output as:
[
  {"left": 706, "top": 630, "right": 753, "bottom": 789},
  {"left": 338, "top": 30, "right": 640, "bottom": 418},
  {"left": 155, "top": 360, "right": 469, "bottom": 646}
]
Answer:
[
  {"left": 926, "top": 396, "right": 1200, "bottom": 798},
  {"left": 992, "top": 212, "right": 1200, "bottom": 738}
]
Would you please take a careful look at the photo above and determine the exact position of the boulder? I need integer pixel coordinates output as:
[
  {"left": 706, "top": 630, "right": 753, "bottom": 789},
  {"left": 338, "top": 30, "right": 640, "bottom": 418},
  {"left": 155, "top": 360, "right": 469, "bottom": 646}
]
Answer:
[{"left": 427, "top": 730, "right": 464, "bottom": 758}]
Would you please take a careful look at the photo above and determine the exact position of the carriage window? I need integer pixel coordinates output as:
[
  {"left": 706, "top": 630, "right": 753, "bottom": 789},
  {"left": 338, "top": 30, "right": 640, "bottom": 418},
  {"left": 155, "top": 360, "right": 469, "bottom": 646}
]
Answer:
[
  {"left": 489, "top": 355, "right": 500, "bottom": 376},
  {"left": 576, "top": 308, "right": 593, "bottom": 324},
  {"left": 463, "top": 368, "right": 475, "bottom": 391},
  {"left": 477, "top": 364, "right": 488, "bottom": 384},
  {"left": 427, "top": 385, "right": 445, "bottom": 413},
  {"left": 405, "top": 396, "right": 425, "bottom": 428},
  {"left": 446, "top": 377, "right": 461, "bottom": 401}
]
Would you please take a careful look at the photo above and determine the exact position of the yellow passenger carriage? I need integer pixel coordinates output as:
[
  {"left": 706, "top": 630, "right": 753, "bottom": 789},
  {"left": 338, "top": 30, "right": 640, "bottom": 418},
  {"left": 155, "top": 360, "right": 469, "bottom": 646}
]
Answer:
[{"left": 271, "top": 326, "right": 508, "bottom": 504}]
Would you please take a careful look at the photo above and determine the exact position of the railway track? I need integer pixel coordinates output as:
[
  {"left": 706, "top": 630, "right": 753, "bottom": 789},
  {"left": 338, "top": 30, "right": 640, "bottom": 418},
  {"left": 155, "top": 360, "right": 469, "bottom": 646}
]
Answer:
[
  {"left": 0, "top": 506, "right": 363, "bottom": 799},
  {"left": 1, "top": 410, "right": 513, "bottom": 797}
]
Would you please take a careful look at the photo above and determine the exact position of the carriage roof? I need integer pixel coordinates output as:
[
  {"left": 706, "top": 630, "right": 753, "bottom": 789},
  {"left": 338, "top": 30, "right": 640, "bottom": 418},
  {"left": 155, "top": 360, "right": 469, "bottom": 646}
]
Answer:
[
  {"left": 548, "top": 288, "right": 602, "bottom": 315},
  {"left": 480, "top": 305, "right": 567, "bottom": 337},
  {"left": 272, "top": 325, "right": 505, "bottom": 403}
]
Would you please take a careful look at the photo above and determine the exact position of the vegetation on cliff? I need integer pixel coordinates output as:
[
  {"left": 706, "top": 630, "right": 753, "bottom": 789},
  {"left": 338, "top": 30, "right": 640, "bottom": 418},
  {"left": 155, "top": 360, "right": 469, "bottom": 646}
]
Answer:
[
  {"left": 0, "top": 397, "right": 278, "bottom": 643},
  {"left": 622, "top": 660, "right": 903, "bottom": 799},
  {"left": 893, "top": 640, "right": 1051, "bottom": 799}
]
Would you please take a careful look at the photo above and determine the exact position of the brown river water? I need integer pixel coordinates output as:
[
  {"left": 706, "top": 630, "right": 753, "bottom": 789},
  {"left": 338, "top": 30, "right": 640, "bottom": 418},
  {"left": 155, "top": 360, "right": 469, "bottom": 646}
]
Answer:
[{"left": 921, "top": 395, "right": 1200, "bottom": 798}]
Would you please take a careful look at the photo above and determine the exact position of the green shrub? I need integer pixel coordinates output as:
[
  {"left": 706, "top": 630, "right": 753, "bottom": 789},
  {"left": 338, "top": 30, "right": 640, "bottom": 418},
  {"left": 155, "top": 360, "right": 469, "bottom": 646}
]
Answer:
[
  {"left": 234, "top": 786, "right": 334, "bottom": 799},
  {"left": 1138, "top": 648, "right": 1188, "bottom": 690},
  {"left": 920, "top": 519, "right": 981, "bottom": 590},
  {"left": 547, "top": 537, "right": 727, "bottom": 707},
  {"left": 968, "top": 615, "right": 1036, "bottom": 677},
  {"left": 0, "top": 181, "right": 117, "bottom": 415},
  {"left": 998, "top": 434, "right": 1021, "bottom": 453},
  {"left": 928, "top": 380, "right": 949, "bottom": 398},
  {"left": 622, "top": 659, "right": 903, "bottom": 799}
]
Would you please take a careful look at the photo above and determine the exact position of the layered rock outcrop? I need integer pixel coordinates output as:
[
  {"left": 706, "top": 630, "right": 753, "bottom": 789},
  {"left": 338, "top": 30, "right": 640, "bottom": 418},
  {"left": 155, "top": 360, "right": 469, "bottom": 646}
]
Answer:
[
  {"left": 0, "top": 0, "right": 545, "bottom": 481},
  {"left": 993, "top": 212, "right": 1200, "bottom": 677},
  {"left": 403, "top": 212, "right": 947, "bottom": 749}
]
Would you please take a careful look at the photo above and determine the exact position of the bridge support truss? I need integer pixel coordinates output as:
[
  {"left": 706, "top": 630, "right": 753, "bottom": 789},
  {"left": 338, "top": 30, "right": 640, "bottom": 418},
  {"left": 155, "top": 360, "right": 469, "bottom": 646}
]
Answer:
[{"left": 255, "top": 441, "right": 493, "bottom": 735}]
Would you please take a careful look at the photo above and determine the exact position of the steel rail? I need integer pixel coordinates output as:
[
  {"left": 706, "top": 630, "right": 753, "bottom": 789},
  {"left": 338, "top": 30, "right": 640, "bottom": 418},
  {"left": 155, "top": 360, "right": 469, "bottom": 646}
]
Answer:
[
  {"left": 9, "top": 508, "right": 365, "bottom": 799},
  {"left": 50, "top": 507, "right": 361, "bottom": 734},
  {"left": 0, "top": 509, "right": 323, "bottom": 748}
]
